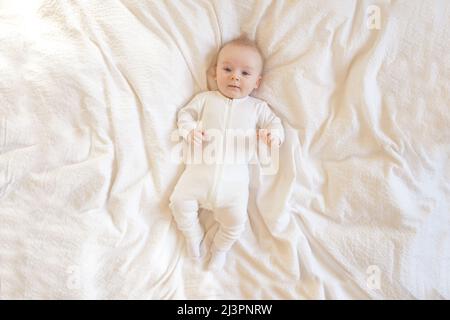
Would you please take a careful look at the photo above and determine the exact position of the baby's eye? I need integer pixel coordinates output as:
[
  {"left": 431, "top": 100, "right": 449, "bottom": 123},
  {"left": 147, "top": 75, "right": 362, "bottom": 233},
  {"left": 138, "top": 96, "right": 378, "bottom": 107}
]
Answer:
[
  {"left": 223, "top": 67, "right": 232, "bottom": 72},
  {"left": 242, "top": 71, "right": 250, "bottom": 76}
]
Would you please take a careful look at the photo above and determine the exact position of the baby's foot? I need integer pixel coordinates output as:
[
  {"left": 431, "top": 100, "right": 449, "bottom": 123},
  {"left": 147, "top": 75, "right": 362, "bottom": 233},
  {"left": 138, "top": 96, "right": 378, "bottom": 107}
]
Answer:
[{"left": 208, "top": 250, "right": 227, "bottom": 270}]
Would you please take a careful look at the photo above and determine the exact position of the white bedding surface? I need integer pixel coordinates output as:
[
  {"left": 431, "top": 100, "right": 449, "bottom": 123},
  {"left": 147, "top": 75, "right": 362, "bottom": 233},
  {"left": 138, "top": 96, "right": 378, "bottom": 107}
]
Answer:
[{"left": 0, "top": 0, "right": 449, "bottom": 299}]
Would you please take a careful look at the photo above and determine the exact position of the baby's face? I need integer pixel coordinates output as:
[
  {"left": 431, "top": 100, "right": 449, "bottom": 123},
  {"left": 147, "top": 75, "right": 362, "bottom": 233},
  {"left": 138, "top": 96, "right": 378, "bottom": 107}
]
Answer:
[{"left": 215, "top": 44, "right": 262, "bottom": 99}]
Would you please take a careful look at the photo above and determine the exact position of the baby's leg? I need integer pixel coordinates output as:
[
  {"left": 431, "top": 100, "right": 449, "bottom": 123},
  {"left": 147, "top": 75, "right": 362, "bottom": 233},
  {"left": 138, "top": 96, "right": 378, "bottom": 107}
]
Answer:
[
  {"left": 169, "top": 199, "right": 204, "bottom": 258},
  {"left": 209, "top": 206, "right": 247, "bottom": 269}
]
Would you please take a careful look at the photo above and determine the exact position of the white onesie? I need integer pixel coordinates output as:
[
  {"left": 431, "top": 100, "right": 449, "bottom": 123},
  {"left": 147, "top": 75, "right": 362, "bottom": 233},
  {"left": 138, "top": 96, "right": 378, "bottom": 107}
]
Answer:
[{"left": 169, "top": 90, "right": 284, "bottom": 257}]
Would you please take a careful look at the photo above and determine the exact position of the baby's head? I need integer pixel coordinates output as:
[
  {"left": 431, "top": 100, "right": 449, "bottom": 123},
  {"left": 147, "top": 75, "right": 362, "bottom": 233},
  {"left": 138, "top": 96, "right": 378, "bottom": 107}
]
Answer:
[{"left": 214, "top": 35, "right": 264, "bottom": 99}]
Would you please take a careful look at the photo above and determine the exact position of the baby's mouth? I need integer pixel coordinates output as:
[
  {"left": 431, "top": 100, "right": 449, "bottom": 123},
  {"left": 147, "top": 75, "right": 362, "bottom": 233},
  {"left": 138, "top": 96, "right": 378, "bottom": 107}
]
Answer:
[{"left": 228, "top": 85, "right": 240, "bottom": 90}]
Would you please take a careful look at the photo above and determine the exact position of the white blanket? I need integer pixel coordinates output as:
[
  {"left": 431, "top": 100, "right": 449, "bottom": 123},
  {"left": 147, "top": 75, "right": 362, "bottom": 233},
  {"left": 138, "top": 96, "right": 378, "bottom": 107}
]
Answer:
[{"left": 0, "top": 0, "right": 449, "bottom": 299}]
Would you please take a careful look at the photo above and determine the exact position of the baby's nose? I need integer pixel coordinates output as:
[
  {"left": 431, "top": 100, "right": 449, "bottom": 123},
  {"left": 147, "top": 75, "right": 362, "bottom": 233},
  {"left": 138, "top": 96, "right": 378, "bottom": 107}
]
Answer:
[{"left": 231, "top": 73, "right": 240, "bottom": 81}]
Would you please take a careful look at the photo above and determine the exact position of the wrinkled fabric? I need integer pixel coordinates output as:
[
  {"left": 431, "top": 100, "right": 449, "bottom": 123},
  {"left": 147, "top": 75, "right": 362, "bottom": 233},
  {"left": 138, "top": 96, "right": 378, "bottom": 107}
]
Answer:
[{"left": 0, "top": 0, "right": 449, "bottom": 299}]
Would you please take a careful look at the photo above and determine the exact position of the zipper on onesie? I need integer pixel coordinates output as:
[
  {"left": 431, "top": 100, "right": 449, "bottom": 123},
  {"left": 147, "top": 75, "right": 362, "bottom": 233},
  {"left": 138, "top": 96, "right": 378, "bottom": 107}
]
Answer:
[{"left": 207, "top": 97, "right": 233, "bottom": 209}]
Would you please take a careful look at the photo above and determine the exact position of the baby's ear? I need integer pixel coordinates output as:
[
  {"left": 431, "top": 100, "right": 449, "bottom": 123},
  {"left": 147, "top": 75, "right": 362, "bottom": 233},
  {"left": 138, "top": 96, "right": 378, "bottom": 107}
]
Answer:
[
  {"left": 207, "top": 65, "right": 218, "bottom": 91},
  {"left": 208, "top": 64, "right": 216, "bottom": 78},
  {"left": 255, "top": 75, "right": 262, "bottom": 89}
]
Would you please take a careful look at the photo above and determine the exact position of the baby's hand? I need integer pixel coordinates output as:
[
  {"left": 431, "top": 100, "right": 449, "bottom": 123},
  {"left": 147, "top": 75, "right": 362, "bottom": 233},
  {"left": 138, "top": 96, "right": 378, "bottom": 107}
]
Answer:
[
  {"left": 188, "top": 129, "right": 206, "bottom": 146},
  {"left": 258, "top": 129, "right": 281, "bottom": 148}
]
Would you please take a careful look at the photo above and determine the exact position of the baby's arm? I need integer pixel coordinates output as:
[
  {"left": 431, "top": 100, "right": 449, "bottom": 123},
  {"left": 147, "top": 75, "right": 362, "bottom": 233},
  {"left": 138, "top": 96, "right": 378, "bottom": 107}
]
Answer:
[
  {"left": 177, "top": 93, "right": 206, "bottom": 144},
  {"left": 256, "top": 102, "right": 285, "bottom": 147}
]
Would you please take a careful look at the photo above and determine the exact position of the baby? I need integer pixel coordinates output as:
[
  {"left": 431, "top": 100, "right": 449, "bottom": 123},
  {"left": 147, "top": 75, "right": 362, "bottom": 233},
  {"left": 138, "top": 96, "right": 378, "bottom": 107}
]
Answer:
[{"left": 169, "top": 36, "right": 285, "bottom": 270}]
